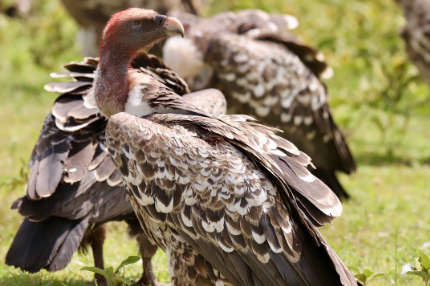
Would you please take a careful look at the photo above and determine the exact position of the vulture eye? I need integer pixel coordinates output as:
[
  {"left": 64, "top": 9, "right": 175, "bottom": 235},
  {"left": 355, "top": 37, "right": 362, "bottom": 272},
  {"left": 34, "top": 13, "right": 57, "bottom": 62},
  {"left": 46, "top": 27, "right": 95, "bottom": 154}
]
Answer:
[
  {"left": 155, "top": 15, "right": 167, "bottom": 26},
  {"left": 131, "top": 20, "right": 143, "bottom": 30}
]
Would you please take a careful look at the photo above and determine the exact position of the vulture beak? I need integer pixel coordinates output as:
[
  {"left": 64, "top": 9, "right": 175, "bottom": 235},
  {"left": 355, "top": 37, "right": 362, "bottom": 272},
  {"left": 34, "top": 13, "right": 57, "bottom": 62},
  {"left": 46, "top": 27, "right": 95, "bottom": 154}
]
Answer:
[{"left": 162, "top": 15, "right": 185, "bottom": 37}]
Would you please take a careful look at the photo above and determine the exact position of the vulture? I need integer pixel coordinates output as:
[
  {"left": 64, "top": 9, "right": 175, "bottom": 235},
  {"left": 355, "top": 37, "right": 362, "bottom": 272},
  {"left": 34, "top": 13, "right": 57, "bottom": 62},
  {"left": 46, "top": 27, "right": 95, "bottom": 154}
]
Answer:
[
  {"left": 162, "top": 10, "right": 356, "bottom": 200},
  {"left": 95, "top": 8, "right": 359, "bottom": 285},
  {"left": 396, "top": 0, "right": 430, "bottom": 86},
  {"left": 1, "top": 0, "right": 32, "bottom": 18},
  {"left": 60, "top": 0, "right": 204, "bottom": 56},
  {"left": 6, "top": 27, "right": 226, "bottom": 286}
]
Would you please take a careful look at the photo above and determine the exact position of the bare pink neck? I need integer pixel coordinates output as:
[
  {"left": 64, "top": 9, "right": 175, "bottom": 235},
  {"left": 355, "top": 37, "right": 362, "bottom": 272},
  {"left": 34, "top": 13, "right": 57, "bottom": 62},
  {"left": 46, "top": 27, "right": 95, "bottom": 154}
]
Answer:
[{"left": 94, "top": 42, "right": 134, "bottom": 117}]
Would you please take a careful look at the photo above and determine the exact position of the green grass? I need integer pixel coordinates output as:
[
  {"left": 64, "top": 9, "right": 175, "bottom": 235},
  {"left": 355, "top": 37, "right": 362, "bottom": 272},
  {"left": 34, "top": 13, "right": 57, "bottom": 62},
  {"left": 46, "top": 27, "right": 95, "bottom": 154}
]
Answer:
[{"left": 1, "top": 0, "right": 430, "bottom": 285}]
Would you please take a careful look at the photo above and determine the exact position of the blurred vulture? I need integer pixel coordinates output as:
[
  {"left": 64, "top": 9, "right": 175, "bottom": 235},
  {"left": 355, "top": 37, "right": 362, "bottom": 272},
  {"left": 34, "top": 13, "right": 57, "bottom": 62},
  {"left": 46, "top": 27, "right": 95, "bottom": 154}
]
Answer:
[
  {"left": 396, "top": 0, "right": 430, "bottom": 85},
  {"left": 6, "top": 54, "right": 226, "bottom": 285},
  {"left": 163, "top": 10, "right": 356, "bottom": 200},
  {"left": 1, "top": 0, "right": 31, "bottom": 17},
  {"left": 94, "top": 8, "right": 359, "bottom": 286},
  {"left": 60, "top": 0, "right": 204, "bottom": 56}
]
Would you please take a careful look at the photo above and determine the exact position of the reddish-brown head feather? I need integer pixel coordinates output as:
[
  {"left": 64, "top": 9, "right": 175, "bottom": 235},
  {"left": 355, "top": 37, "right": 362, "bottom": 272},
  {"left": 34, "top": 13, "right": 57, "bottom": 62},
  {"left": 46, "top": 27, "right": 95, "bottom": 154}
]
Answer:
[
  {"left": 100, "top": 8, "right": 183, "bottom": 57},
  {"left": 94, "top": 8, "right": 185, "bottom": 117},
  {"left": 103, "top": 9, "right": 154, "bottom": 42}
]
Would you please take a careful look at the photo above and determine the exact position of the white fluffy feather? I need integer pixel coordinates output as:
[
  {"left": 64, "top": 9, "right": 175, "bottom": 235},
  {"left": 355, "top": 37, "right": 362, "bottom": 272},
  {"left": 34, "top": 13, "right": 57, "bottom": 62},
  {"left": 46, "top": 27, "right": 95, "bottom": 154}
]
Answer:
[{"left": 163, "top": 36, "right": 205, "bottom": 78}]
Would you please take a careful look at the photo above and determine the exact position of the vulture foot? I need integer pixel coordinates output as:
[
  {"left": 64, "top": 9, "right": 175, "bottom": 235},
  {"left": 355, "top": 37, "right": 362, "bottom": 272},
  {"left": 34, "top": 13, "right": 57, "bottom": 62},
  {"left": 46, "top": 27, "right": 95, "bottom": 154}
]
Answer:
[{"left": 94, "top": 276, "right": 107, "bottom": 286}]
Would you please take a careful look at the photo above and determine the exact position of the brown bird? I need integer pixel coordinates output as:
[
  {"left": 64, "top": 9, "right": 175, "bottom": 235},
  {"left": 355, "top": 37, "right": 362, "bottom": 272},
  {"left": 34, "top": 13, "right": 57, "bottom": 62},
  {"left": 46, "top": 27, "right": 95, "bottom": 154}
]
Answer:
[
  {"left": 6, "top": 15, "right": 226, "bottom": 286},
  {"left": 97, "top": 8, "right": 359, "bottom": 285},
  {"left": 162, "top": 10, "right": 356, "bottom": 200},
  {"left": 1, "top": 0, "right": 32, "bottom": 18},
  {"left": 396, "top": 0, "right": 430, "bottom": 86},
  {"left": 60, "top": 0, "right": 204, "bottom": 56}
]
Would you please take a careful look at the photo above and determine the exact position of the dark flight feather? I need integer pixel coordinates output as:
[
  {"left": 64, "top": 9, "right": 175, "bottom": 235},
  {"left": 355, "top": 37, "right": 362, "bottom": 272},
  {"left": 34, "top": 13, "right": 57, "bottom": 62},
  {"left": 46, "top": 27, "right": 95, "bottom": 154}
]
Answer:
[{"left": 7, "top": 54, "right": 229, "bottom": 286}]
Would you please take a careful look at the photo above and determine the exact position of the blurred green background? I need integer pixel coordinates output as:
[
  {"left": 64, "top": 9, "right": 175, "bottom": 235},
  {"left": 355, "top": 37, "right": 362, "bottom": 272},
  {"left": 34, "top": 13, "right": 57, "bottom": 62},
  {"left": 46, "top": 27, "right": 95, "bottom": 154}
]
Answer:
[{"left": 0, "top": 0, "right": 429, "bottom": 285}]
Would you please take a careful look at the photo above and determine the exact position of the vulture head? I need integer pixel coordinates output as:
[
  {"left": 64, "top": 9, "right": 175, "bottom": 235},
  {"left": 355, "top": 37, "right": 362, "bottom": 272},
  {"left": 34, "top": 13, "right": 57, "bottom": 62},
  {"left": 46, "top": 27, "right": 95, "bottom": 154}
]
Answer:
[
  {"left": 101, "top": 8, "right": 184, "bottom": 56},
  {"left": 95, "top": 8, "right": 184, "bottom": 117}
]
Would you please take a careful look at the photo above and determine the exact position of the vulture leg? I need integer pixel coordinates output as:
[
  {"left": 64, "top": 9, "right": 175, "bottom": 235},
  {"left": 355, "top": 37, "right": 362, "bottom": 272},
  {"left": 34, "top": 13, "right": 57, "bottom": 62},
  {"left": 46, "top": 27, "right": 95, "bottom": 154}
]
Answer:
[
  {"left": 136, "top": 234, "right": 171, "bottom": 286},
  {"left": 89, "top": 225, "right": 107, "bottom": 286},
  {"left": 168, "top": 246, "right": 219, "bottom": 286}
]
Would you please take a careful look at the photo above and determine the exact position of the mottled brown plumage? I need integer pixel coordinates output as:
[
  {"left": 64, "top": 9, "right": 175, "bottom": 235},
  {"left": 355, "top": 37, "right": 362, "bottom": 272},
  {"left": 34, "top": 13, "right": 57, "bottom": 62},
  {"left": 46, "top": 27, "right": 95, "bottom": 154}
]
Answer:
[
  {"left": 396, "top": 0, "right": 430, "bottom": 86},
  {"left": 162, "top": 10, "right": 356, "bottom": 199},
  {"left": 6, "top": 54, "right": 226, "bottom": 286},
  {"left": 105, "top": 109, "right": 358, "bottom": 285}
]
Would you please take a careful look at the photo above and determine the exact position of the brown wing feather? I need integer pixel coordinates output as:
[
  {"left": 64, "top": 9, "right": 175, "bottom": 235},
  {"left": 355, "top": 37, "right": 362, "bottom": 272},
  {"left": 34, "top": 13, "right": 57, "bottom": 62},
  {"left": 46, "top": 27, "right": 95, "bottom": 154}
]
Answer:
[
  {"left": 203, "top": 33, "right": 355, "bottom": 199},
  {"left": 181, "top": 89, "right": 227, "bottom": 116},
  {"left": 26, "top": 115, "right": 70, "bottom": 200},
  {"left": 148, "top": 113, "right": 342, "bottom": 224},
  {"left": 106, "top": 112, "right": 358, "bottom": 286},
  {"left": 166, "top": 9, "right": 356, "bottom": 199}
]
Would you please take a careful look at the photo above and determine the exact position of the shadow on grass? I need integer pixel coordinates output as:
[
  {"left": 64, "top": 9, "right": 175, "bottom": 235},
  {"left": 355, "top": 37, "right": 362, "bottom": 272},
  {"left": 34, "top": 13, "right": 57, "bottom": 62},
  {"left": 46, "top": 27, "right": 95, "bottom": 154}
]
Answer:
[
  {"left": 0, "top": 272, "right": 92, "bottom": 286},
  {"left": 355, "top": 151, "right": 420, "bottom": 166},
  {"left": 423, "top": 157, "right": 430, "bottom": 166}
]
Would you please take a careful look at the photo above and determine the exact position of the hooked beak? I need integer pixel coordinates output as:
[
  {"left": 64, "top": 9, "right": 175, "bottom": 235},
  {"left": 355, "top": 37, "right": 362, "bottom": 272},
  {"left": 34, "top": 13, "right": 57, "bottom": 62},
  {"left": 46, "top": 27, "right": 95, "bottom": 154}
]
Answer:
[{"left": 162, "top": 16, "right": 185, "bottom": 37}]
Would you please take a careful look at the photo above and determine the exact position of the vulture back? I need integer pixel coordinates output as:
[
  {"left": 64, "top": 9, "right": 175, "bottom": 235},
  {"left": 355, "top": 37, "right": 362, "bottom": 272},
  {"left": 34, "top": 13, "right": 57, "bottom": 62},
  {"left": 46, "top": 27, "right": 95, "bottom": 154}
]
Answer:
[{"left": 163, "top": 10, "right": 356, "bottom": 199}]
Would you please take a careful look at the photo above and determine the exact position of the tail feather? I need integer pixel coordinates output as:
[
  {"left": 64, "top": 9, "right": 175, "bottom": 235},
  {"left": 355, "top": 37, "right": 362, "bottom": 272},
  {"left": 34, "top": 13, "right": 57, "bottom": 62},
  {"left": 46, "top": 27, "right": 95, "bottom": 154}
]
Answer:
[
  {"left": 5, "top": 217, "right": 89, "bottom": 272},
  {"left": 312, "top": 168, "right": 350, "bottom": 200}
]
